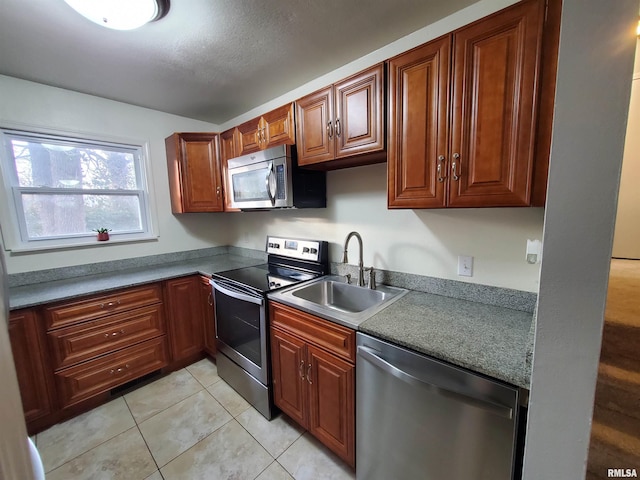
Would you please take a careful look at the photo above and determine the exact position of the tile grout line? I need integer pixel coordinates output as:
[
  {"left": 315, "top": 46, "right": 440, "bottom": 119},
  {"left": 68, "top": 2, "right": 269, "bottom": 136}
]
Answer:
[{"left": 121, "top": 392, "right": 163, "bottom": 478}]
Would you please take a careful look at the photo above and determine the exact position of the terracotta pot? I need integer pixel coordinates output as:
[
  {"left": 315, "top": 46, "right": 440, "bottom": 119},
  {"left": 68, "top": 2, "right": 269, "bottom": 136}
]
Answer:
[{"left": 97, "top": 232, "right": 109, "bottom": 241}]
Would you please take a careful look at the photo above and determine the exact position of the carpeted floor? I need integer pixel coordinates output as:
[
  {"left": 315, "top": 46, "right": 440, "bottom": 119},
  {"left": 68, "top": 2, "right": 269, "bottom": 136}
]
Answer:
[{"left": 587, "top": 259, "right": 640, "bottom": 479}]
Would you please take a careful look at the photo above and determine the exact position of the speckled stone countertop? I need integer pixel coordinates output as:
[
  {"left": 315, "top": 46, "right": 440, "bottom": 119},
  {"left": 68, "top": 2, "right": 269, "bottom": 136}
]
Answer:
[
  {"left": 359, "top": 291, "right": 533, "bottom": 389},
  {"left": 8, "top": 254, "right": 265, "bottom": 310}
]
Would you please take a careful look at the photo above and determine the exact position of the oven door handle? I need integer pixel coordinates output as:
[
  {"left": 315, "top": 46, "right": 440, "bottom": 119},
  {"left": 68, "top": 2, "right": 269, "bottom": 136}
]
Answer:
[{"left": 210, "top": 280, "right": 264, "bottom": 306}]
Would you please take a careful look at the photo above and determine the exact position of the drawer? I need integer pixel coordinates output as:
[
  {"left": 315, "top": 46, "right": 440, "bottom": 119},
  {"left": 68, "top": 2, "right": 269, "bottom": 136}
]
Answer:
[
  {"left": 55, "top": 336, "right": 168, "bottom": 408},
  {"left": 48, "top": 304, "right": 166, "bottom": 370},
  {"left": 270, "top": 302, "right": 356, "bottom": 363},
  {"left": 45, "top": 284, "right": 163, "bottom": 330}
]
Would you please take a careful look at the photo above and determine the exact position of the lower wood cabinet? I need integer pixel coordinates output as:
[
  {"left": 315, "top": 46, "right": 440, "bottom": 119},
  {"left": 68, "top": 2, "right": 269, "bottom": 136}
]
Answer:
[
  {"left": 55, "top": 336, "right": 168, "bottom": 407},
  {"left": 270, "top": 302, "right": 355, "bottom": 467},
  {"left": 164, "top": 276, "right": 205, "bottom": 368},
  {"left": 8, "top": 309, "right": 56, "bottom": 432},
  {"left": 200, "top": 275, "right": 217, "bottom": 357}
]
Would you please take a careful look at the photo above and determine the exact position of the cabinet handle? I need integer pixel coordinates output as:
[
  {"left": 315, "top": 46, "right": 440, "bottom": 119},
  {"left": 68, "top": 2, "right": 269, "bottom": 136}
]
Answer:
[
  {"left": 100, "top": 300, "right": 121, "bottom": 309},
  {"left": 437, "top": 155, "right": 446, "bottom": 182},
  {"left": 216, "top": 186, "right": 221, "bottom": 198},
  {"left": 327, "top": 121, "right": 333, "bottom": 139},
  {"left": 262, "top": 127, "right": 266, "bottom": 143},
  {"left": 307, "top": 363, "right": 312, "bottom": 384},
  {"left": 207, "top": 292, "right": 213, "bottom": 306},
  {"left": 104, "top": 329, "right": 125, "bottom": 339},
  {"left": 335, "top": 118, "right": 341, "bottom": 137},
  {"left": 452, "top": 153, "right": 461, "bottom": 181},
  {"left": 299, "top": 360, "right": 305, "bottom": 380},
  {"left": 110, "top": 364, "right": 130, "bottom": 375}
]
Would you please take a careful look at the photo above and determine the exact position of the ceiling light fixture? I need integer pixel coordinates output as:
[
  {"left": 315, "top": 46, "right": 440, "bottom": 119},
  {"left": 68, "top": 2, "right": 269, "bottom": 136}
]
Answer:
[{"left": 64, "top": 0, "right": 169, "bottom": 31}]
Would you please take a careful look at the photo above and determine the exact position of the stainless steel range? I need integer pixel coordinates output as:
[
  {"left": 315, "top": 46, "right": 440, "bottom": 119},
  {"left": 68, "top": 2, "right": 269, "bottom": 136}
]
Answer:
[{"left": 210, "top": 236, "right": 328, "bottom": 419}]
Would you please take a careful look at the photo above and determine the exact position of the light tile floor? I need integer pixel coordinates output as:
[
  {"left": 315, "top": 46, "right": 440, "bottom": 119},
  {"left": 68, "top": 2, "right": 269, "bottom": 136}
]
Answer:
[{"left": 35, "top": 358, "right": 355, "bottom": 480}]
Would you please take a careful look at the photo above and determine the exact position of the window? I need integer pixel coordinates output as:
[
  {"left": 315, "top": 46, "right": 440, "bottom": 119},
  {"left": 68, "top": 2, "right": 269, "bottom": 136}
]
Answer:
[{"left": 0, "top": 128, "right": 156, "bottom": 250}]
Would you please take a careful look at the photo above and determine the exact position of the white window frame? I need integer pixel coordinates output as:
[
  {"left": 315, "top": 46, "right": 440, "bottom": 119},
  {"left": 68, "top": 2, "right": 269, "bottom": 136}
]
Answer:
[{"left": 0, "top": 126, "right": 159, "bottom": 252}]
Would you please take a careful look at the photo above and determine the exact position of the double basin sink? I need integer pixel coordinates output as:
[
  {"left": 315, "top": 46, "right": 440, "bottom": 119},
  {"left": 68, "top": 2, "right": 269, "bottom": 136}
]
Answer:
[{"left": 270, "top": 275, "right": 408, "bottom": 328}]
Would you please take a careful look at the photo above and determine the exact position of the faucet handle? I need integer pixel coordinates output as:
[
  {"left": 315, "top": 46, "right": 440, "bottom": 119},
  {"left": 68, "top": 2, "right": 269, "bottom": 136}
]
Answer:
[
  {"left": 366, "top": 267, "right": 376, "bottom": 290},
  {"left": 344, "top": 273, "right": 352, "bottom": 284}
]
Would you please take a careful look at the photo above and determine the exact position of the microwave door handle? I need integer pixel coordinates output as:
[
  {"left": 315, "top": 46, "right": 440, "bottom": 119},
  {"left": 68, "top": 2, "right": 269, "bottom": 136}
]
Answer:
[{"left": 265, "top": 162, "right": 276, "bottom": 206}]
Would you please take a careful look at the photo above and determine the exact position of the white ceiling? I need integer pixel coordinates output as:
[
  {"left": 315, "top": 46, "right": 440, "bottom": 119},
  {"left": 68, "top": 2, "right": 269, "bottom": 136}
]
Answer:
[{"left": 0, "top": 0, "right": 476, "bottom": 124}]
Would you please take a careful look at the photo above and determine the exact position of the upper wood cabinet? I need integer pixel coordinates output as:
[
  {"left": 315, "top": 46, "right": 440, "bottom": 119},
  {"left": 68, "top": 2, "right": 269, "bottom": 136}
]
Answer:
[
  {"left": 165, "top": 133, "right": 224, "bottom": 213},
  {"left": 296, "top": 64, "right": 385, "bottom": 169},
  {"left": 388, "top": 0, "right": 545, "bottom": 208},
  {"left": 236, "top": 103, "right": 296, "bottom": 156}
]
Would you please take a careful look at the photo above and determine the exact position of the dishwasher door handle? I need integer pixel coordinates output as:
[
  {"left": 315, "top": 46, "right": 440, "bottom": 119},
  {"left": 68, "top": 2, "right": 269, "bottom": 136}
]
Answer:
[{"left": 357, "top": 345, "right": 513, "bottom": 419}]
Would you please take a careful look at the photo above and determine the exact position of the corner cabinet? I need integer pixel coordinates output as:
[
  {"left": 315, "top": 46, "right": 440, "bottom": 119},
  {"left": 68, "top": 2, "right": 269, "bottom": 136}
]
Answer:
[
  {"left": 270, "top": 302, "right": 355, "bottom": 467},
  {"left": 165, "top": 133, "right": 224, "bottom": 213},
  {"left": 388, "top": 0, "right": 545, "bottom": 208},
  {"left": 296, "top": 64, "right": 385, "bottom": 170}
]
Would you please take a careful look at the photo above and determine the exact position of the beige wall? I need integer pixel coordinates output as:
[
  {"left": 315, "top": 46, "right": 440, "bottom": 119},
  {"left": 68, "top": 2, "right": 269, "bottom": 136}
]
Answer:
[
  {"left": 0, "top": 75, "right": 231, "bottom": 274},
  {"left": 228, "top": 164, "right": 544, "bottom": 292},
  {"left": 612, "top": 39, "right": 640, "bottom": 259}
]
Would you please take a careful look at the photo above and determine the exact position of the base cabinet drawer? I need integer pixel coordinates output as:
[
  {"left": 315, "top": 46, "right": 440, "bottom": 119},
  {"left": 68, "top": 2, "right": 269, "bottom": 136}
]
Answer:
[
  {"left": 55, "top": 337, "right": 168, "bottom": 408},
  {"left": 45, "top": 284, "right": 163, "bottom": 330},
  {"left": 48, "top": 305, "right": 166, "bottom": 370}
]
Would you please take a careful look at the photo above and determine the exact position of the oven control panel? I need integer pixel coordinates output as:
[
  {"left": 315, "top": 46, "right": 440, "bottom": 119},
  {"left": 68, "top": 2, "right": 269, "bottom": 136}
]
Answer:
[{"left": 266, "top": 236, "right": 324, "bottom": 262}]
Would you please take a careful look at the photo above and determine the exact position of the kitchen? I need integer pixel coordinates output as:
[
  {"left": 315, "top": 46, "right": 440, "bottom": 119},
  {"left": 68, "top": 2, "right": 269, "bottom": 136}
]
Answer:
[{"left": 0, "top": 0, "right": 637, "bottom": 479}]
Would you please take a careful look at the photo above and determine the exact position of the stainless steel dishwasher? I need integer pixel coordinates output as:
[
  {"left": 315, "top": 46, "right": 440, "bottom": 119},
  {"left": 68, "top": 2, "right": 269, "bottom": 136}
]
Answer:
[{"left": 356, "top": 333, "right": 521, "bottom": 480}]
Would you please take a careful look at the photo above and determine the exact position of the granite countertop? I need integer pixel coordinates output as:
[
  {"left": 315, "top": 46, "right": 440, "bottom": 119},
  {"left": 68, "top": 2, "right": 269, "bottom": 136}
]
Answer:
[
  {"left": 359, "top": 291, "right": 532, "bottom": 389},
  {"left": 9, "top": 252, "right": 533, "bottom": 389},
  {"left": 8, "top": 254, "right": 265, "bottom": 310}
]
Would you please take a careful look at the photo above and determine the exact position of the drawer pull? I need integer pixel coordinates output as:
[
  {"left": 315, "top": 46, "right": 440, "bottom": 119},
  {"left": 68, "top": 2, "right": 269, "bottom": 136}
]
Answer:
[
  {"left": 103, "top": 329, "right": 126, "bottom": 338},
  {"left": 307, "top": 364, "right": 312, "bottom": 384},
  {"left": 110, "top": 364, "right": 130, "bottom": 375},
  {"left": 299, "top": 360, "right": 305, "bottom": 380},
  {"left": 100, "top": 300, "right": 121, "bottom": 309}
]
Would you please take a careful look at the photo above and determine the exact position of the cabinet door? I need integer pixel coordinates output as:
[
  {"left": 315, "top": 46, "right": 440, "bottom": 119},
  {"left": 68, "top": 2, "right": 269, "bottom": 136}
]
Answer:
[
  {"left": 334, "top": 64, "right": 385, "bottom": 159},
  {"left": 165, "top": 133, "right": 224, "bottom": 213},
  {"left": 448, "top": 0, "right": 543, "bottom": 207},
  {"left": 307, "top": 344, "right": 355, "bottom": 467},
  {"left": 236, "top": 117, "right": 262, "bottom": 155},
  {"left": 271, "top": 328, "right": 308, "bottom": 428},
  {"left": 220, "top": 128, "right": 239, "bottom": 163},
  {"left": 200, "top": 276, "right": 217, "bottom": 357},
  {"left": 164, "top": 276, "right": 204, "bottom": 365},
  {"left": 263, "top": 103, "right": 295, "bottom": 147},
  {"left": 8, "top": 310, "right": 55, "bottom": 425},
  {"left": 387, "top": 37, "right": 450, "bottom": 208},
  {"left": 296, "top": 86, "right": 335, "bottom": 166}
]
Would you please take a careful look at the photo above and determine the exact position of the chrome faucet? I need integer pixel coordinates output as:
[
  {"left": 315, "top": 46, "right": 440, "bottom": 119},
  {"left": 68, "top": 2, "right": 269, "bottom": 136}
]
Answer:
[{"left": 342, "top": 231, "right": 365, "bottom": 287}]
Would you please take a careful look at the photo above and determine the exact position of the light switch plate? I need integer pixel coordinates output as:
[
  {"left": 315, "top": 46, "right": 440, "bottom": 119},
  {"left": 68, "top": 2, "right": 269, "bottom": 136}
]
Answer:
[{"left": 457, "top": 255, "right": 473, "bottom": 277}]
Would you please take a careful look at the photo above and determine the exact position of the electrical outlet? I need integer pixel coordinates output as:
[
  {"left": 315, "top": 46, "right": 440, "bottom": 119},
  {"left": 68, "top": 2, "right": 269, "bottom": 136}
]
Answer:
[{"left": 457, "top": 255, "right": 473, "bottom": 277}]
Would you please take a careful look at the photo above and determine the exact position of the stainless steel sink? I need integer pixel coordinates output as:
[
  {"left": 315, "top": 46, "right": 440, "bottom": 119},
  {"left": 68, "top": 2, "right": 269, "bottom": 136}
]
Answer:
[{"left": 270, "top": 275, "right": 408, "bottom": 328}]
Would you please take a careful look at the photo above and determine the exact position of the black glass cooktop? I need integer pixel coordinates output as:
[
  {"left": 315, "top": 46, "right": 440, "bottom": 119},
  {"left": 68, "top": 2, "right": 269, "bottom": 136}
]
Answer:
[{"left": 212, "top": 264, "right": 318, "bottom": 293}]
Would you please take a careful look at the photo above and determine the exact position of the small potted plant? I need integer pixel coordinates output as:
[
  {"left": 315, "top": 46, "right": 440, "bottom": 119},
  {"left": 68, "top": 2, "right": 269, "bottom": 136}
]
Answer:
[{"left": 94, "top": 228, "right": 111, "bottom": 241}]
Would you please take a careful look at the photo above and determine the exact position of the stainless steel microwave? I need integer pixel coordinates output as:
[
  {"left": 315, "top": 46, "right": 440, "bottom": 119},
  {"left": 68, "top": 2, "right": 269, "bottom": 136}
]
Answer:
[{"left": 226, "top": 145, "right": 326, "bottom": 210}]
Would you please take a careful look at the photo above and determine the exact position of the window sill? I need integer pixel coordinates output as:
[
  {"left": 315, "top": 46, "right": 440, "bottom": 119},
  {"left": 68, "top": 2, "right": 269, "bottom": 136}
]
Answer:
[{"left": 7, "top": 234, "right": 159, "bottom": 255}]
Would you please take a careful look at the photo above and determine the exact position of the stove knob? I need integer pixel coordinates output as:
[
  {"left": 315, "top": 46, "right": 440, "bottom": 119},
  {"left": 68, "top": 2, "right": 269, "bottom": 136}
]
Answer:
[
  {"left": 310, "top": 248, "right": 318, "bottom": 254},
  {"left": 303, "top": 247, "right": 310, "bottom": 253},
  {"left": 274, "top": 283, "right": 281, "bottom": 288},
  {"left": 273, "top": 243, "right": 280, "bottom": 249}
]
